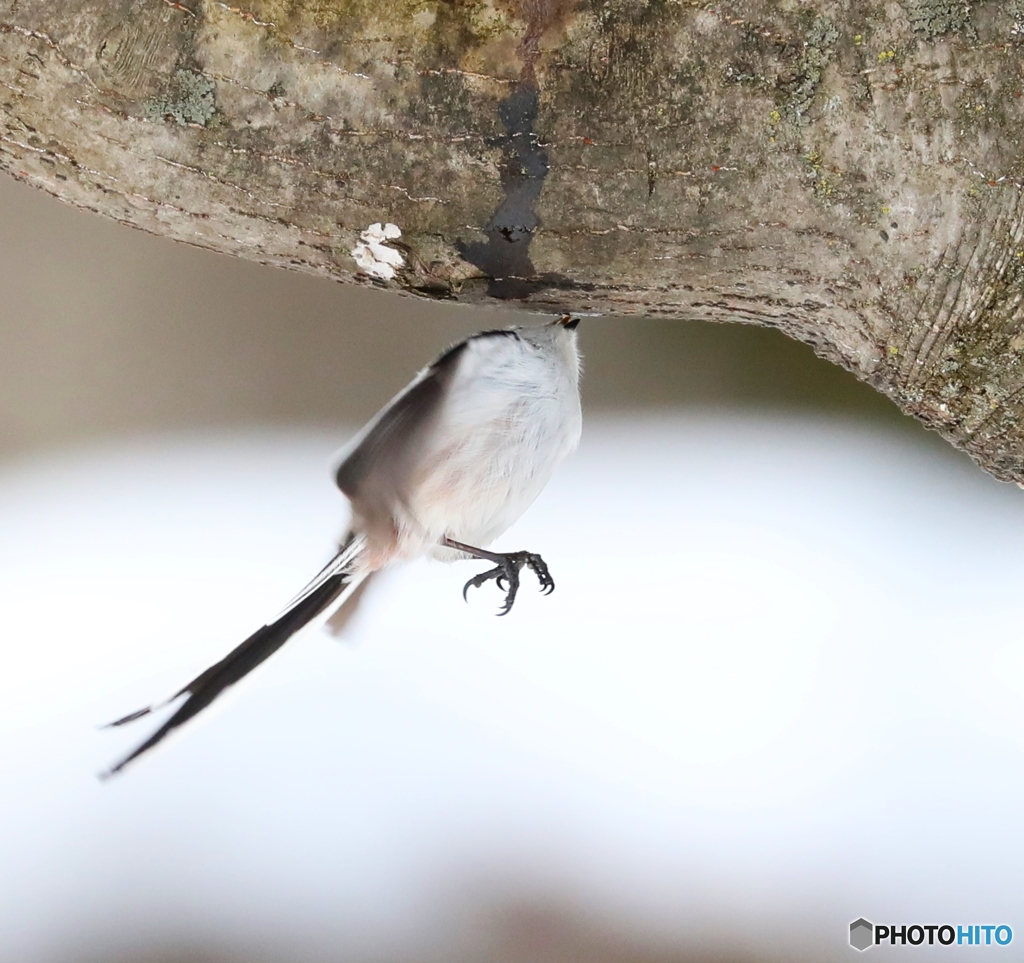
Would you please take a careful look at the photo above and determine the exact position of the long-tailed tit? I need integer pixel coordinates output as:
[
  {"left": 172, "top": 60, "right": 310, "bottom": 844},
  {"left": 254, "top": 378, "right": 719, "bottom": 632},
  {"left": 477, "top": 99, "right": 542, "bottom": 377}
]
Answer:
[{"left": 103, "top": 315, "right": 582, "bottom": 775}]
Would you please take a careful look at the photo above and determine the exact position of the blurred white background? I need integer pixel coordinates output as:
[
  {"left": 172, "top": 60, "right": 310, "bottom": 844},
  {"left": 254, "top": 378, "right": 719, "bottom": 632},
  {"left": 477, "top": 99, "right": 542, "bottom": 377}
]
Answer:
[{"left": 2, "top": 173, "right": 1023, "bottom": 963}]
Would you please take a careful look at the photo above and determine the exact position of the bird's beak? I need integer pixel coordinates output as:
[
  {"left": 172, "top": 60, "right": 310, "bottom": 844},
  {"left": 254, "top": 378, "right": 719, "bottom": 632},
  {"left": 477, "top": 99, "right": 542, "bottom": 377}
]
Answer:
[{"left": 554, "top": 314, "right": 580, "bottom": 329}]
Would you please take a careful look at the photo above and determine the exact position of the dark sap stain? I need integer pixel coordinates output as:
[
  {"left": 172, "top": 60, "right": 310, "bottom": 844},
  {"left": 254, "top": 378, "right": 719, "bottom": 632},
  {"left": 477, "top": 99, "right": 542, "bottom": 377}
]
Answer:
[
  {"left": 458, "top": 83, "right": 552, "bottom": 299},
  {"left": 457, "top": 0, "right": 580, "bottom": 300}
]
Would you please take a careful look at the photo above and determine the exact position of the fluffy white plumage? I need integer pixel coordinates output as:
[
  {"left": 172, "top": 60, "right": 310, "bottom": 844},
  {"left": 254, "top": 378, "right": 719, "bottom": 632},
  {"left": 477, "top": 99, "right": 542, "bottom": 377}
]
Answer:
[
  {"left": 336, "top": 321, "right": 582, "bottom": 567},
  {"left": 104, "top": 317, "right": 582, "bottom": 775}
]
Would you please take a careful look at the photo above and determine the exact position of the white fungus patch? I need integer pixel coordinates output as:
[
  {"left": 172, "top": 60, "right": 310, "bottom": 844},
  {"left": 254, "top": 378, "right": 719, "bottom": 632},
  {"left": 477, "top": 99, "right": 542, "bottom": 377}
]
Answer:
[{"left": 351, "top": 222, "right": 404, "bottom": 281}]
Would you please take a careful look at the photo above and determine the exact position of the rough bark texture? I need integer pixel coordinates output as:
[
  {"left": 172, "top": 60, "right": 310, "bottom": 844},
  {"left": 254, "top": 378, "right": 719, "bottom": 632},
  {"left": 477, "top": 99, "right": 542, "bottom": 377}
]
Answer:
[{"left": 3, "top": 0, "right": 1024, "bottom": 480}]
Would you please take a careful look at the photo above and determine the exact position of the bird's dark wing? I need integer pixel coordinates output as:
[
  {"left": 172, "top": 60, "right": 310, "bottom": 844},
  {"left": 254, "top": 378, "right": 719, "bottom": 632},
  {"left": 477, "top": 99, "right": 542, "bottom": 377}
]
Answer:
[
  {"left": 334, "top": 342, "right": 464, "bottom": 502},
  {"left": 335, "top": 330, "right": 522, "bottom": 518}
]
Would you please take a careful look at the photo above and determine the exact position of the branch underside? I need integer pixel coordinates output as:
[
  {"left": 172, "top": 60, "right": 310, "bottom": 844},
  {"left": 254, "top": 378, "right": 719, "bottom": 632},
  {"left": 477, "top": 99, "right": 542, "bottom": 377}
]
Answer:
[{"left": 3, "top": 0, "right": 1024, "bottom": 481}]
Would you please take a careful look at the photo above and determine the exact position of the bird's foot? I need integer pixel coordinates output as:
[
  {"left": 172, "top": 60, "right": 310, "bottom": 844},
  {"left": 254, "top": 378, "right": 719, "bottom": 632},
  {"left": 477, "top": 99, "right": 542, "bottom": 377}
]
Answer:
[{"left": 462, "top": 551, "right": 555, "bottom": 616}]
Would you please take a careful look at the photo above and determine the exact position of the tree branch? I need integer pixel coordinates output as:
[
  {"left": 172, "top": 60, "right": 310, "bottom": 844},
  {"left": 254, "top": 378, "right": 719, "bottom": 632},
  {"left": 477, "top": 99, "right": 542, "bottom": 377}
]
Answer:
[{"left": 3, "top": 0, "right": 1024, "bottom": 481}]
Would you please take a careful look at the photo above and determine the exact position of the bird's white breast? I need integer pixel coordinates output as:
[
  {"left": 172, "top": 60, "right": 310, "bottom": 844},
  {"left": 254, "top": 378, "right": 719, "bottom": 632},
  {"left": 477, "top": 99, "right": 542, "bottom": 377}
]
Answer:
[{"left": 399, "top": 330, "right": 581, "bottom": 559}]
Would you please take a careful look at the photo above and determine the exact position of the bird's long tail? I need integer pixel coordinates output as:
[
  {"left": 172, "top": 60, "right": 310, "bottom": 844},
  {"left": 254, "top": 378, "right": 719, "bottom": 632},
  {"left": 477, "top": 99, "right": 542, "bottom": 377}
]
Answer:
[{"left": 101, "top": 534, "right": 367, "bottom": 777}]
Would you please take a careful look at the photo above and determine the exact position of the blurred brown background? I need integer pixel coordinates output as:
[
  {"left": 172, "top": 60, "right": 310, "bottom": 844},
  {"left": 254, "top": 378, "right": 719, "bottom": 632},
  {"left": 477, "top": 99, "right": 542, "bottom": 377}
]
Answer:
[{"left": 0, "top": 173, "right": 905, "bottom": 459}]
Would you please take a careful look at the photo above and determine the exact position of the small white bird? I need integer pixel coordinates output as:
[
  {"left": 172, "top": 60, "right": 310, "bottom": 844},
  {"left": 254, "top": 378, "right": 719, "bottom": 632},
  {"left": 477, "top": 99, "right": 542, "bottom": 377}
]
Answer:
[{"left": 103, "top": 315, "right": 582, "bottom": 775}]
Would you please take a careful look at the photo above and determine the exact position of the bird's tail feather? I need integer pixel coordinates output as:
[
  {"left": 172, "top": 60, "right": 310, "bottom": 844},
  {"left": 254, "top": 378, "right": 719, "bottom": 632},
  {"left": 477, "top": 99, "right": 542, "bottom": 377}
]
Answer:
[
  {"left": 277, "top": 532, "right": 366, "bottom": 614},
  {"left": 101, "top": 535, "right": 366, "bottom": 778}
]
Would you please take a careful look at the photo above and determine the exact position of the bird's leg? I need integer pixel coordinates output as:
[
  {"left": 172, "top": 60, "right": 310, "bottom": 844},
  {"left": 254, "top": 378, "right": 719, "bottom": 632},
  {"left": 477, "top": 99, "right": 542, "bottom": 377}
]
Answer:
[{"left": 443, "top": 537, "right": 555, "bottom": 616}]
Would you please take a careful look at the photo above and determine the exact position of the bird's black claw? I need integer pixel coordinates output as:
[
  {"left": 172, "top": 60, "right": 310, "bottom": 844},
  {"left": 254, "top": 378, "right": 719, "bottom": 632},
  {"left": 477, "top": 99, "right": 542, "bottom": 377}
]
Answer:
[
  {"left": 521, "top": 552, "right": 555, "bottom": 596},
  {"left": 462, "top": 559, "right": 521, "bottom": 615},
  {"left": 496, "top": 563, "right": 520, "bottom": 615},
  {"left": 461, "top": 551, "right": 554, "bottom": 615},
  {"left": 463, "top": 563, "right": 510, "bottom": 608}
]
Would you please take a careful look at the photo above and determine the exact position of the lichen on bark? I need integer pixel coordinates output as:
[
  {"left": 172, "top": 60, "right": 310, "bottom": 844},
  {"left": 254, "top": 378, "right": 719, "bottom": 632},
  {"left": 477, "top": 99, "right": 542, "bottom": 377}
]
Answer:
[
  {"left": 904, "top": 0, "right": 975, "bottom": 41},
  {"left": 785, "top": 14, "right": 839, "bottom": 121},
  {"left": 144, "top": 68, "right": 217, "bottom": 125}
]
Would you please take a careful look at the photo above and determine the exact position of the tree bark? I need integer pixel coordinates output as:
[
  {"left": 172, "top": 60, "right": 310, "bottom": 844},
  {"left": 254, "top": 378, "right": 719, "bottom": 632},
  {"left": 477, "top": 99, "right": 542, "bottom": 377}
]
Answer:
[{"left": 3, "top": 0, "right": 1024, "bottom": 481}]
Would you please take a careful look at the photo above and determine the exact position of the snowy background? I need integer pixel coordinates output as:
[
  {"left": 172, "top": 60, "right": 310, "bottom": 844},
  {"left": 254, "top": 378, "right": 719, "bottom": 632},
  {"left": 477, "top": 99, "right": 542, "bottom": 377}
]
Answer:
[{"left": 1, "top": 174, "right": 1022, "bottom": 962}]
